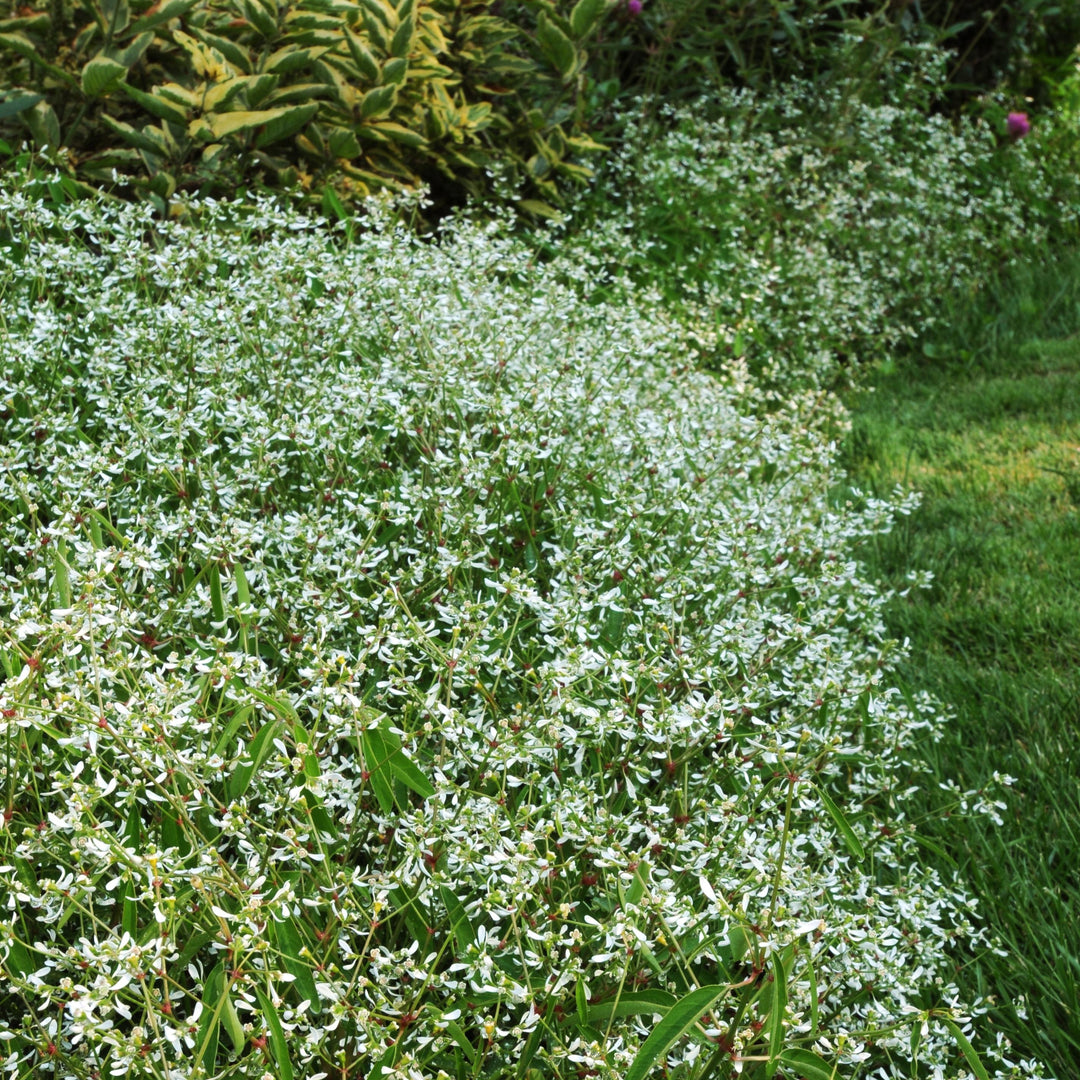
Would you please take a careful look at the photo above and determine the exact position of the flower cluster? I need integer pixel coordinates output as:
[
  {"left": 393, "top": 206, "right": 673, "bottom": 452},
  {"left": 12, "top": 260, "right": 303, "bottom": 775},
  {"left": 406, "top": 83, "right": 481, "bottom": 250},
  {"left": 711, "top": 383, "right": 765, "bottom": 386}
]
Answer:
[{"left": 0, "top": 182, "right": 1041, "bottom": 1079}]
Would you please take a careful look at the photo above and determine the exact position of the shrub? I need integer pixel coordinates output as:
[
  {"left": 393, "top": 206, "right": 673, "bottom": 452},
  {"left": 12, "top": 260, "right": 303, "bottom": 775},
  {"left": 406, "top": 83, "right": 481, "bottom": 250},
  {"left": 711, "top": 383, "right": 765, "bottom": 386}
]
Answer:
[
  {"left": 0, "top": 183, "right": 1042, "bottom": 1078},
  {"left": 0, "top": 0, "right": 611, "bottom": 211}
]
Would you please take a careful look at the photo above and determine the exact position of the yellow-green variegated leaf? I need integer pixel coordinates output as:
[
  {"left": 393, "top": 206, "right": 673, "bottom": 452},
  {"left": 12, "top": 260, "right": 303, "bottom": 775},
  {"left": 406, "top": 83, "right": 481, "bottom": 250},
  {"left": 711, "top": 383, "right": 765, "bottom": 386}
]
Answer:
[
  {"left": 0, "top": 31, "right": 79, "bottom": 88},
  {"left": 172, "top": 29, "right": 236, "bottom": 81},
  {"left": 389, "top": 13, "right": 416, "bottom": 59},
  {"left": 328, "top": 128, "right": 362, "bottom": 158},
  {"left": 106, "top": 31, "right": 153, "bottom": 70},
  {"left": 264, "top": 45, "right": 325, "bottom": 75},
  {"left": 82, "top": 55, "right": 128, "bottom": 97},
  {"left": 128, "top": 0, "right": 199, "bottom": 35},
  {"left": 183, "top": 26, "right": 254, "bottom": 75},
  {"left": 242, "top": 0, "right": 278, "bottom": 39},
  {"left": 536, "top": 13, "right": 577, "bottom": 78},
  {"left": 100, "top": 114, "right": 169, "bottom": 156},
  {"left": 368, "top": 120, "right": 426, "bottom": 148},
  {"left": 381, "top": 56, "right": 408, "bottom": 85},
  {"left": 120, "top": 81, "right": 191, "bottom": 125},
  {"left": 359, "top": 83, "right": 397, "bottom": 120},
  {"left": 344, "top": 28, "right": 380, "bottom": 82},
  {"left": 569, "top": 0, "right": 607, "bottom": 39},
  {"left": 24, "top": 100, "right": 61, "bottom": 149},
  {"left": 189, "top": 104, "right": 318, "bottom": 148}
]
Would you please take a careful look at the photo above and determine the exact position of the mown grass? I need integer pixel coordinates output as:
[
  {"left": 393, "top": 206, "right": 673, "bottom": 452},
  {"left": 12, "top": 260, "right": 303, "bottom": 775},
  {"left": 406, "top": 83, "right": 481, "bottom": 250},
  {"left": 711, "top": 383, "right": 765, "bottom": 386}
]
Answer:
[{"left": 839, "top": 248, "right": 1080, "bottom": 1078}]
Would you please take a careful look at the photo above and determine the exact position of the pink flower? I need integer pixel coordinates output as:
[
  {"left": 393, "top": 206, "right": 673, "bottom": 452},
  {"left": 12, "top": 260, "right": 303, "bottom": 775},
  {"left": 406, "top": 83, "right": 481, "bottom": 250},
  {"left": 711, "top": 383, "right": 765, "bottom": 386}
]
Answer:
[
  {"left": 1006, "top": 112, "right": 1031, "bottom": 139},
  {"left": 626, "top": 0, "right": 642, "bottom": 15}
]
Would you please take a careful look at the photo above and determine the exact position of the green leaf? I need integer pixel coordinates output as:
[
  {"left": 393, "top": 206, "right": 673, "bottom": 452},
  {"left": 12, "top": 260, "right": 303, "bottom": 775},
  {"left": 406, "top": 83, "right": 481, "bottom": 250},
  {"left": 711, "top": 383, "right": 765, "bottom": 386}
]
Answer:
[
  {"left": 444, "top": 1019, "right": 479, "bottom": 1066},
  {"left": 536, "top": 12, "right": 577, "bottom": 79},
  {"left": 575, "top": 977, "right": 589, "bottom": 1025},
  {"left": 254, "top": 987, "right": 294, "bottom": 1080},
  {"left": 439, "top": 885, "right": 476, "bottom": 956},
  {"left": 625, "top": 984, "right": 730, "bottom": 1080},
  {"left": 361, "top": 728, "right": 395, "bottom": 812},
  {"left": 0, "top": 92, "right": 42, "bottom": 121},
  {"left": 765, "top": 953, "right": 788, "bottom": 1077},
  {"left": 193, "top": 961, "right": 226, "bottom": 1073},
  {"left": 272, "top": 916, "right": 321, "bottom": 1014},
  {"left": 389, "top": 13, "right": 415, "bottom": 58},
  {"left": 940, "top": 1018, "right": 991, "bottom": 1080},
  {"left": 569, "top": 0, "right": 606, "bottom": 38},
  {"left": 516, "top": 198, "right": 563, "bottom": 221},
  {"left": 369, "top": 120, "right": 425, "bottom": 148},
  {"left": 128, "top": 0, "right": 200, "bottom": 35},
  {"left": 813, "top": 782, "right": 865, "bottom": 861},
  {"left": 0, "top": 33, "right": 79, "bottom": 89},
  {"left": 585, "top": 990, "right": 675, "bottom": 1026},
  {"left": 226, "top": 720, "right": 279, "bottom": 801},
  {"left": 53, "top": 539, "right": 72, "bottom": 609},
  {"left": 360, "top": 83, "right": 397, "bottom": 120},
  {"left": 99, "top": 113, "right": 167, "bottom": 155},
  {"left": 344, "top": 27, "right": 380, "bottom": 82},
  {"left": 242, "top": 0, "right": 278, "bottom": 39},
  {"left": 106, "top": 30, "right": 153, "bottom": 69},
  {"left": 777, "top": 1048, "right": 839, "bottom": 1080}
]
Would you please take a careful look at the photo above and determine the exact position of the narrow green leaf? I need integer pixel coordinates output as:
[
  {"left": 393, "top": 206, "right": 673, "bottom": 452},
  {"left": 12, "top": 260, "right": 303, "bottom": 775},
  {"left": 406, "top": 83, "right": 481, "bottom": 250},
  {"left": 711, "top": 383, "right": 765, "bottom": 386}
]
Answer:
[
  {"left": 361, "top": 728, "right": 394, "bottom": 813},
  {"left": 244, "top": 685, "right": 299, "bottom": 724},
  {"left": 226, "top": 720, "right": 279, "bottom": 801},
  {"left": 53, "top": 538, "right": 72, "bottom": 609},
  {"left": 445, "top": 1019, "right": 479, "bottom": 1066},
  {"left": 777, "top": 1048, "right": 839, "bottom": 1080},
  {"left": 386, "top": 750, "right": 434, "bottom": 799},
  {"left": 255, "top": 987, "right": 294, "bottom": 1080},
  {"left": 813, "top": 782, "right": 865, "bottom": 861},
  {"left": 625, "top": 984, "right": 730, "bottom": 1080},
  {"left": 575, "top": 976, "right": 589, "bottom": 1025},
  {"left": 940, "top": 1017, "right": 991, "bottom": 1080},
  {"left": 516, "top": 198, "right": 563, "bottom": 221},
  {"left": 766, "top": 954, "right": 788, "bottom": 1076},
  {"left": 272, "top": 916, "right": 321, "bottom": 1014},
  {"left": 807, "top": 952, "right": 819, "bottom": 1035},
  {"left": 439, "top": 885, "right": 476, "bottom": 956},
  {"left": 209, "top": 562, "right": 226, "bottom": 622},
  {"left": 211, "top": 703, "right": 255, "bottom": 760},
  {"left": 193, "top": 961, "right": 225, "bottom": 1073},
  {"left": 585, "top": 990, "right": 675, "bottom": 1026}
]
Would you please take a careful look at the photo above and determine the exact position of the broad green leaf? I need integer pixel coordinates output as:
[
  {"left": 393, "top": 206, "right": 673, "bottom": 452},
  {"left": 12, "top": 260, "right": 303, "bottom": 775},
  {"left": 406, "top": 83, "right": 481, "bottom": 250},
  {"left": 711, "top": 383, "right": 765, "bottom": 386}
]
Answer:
[
  {"left": 254, "top": 101, "right": 319, "bottom": 147},
  {"left": 777, "top": 1048, "right": 839, "bottom": 1080},
  {"left": 24, "top": 101, "right": 61, "bottom": 150},
  {"left": 569, "top": 0, "right": 605, "bottom": 38},
  {"left": 106, "top": 30, "right": 153, "bottom": 69},
  {"left": 517, "top": 198, "right": 563, "bottom": 221},
  {"left": 625, "top": 984, "right": 730, "bottom": 1080},
  {"left": 369, "top": 120, "right": 425, "bottom": 148},
  {"left": 99, "top": 114, "right": 167, "bottom": 156},
  {"left": 389, "top": 13, "right": 415, "bottom": 58},
  {"left": 272, "top": 916, "right": 321, "bottom": 1013},
  {"left": 940, "top": 1018, "right": 991, "bottom": 1080},
  {"left": 344, "top": 27, "right": 380, "bottom": 82},
  {"left": 328, "top": 128, "right": 361, "bottom": 158},
  {"left": 0, "top": 32, "right": 79, "bottom": 87},
  {"left": 765, "top": 953, "right": 788, "bottom": 1077},
  {"left": 536, "top": 13, "right": 576, "bottom": 78},
  {"left": 360, "top": 83, "right": 397, "bottom": 120},
  {"left": 813, "top": 782, "right": 865, "bottom": 861},
  {"left": 242, "top": 0, "right": 278, "bottom": 38},
  {"left": 0, "top": 92, "right": 42, "bottom": 121},
  {"left": 128, "top": 0, "right": 200, "bottom": 35},
  {"left": 254, "top": 987, "right": 294, "bottom": 1080}
]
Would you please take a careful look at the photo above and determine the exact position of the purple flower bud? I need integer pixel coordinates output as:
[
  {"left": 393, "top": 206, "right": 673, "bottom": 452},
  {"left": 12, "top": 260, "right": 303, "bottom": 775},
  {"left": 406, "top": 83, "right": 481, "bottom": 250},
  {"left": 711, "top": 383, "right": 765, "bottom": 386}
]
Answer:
[
  {"left": 626, "top": 0, "right": 642, "bottom": 15},
  {"left": 1006, "top": 112, "right": 1031, "bottom": 139}
]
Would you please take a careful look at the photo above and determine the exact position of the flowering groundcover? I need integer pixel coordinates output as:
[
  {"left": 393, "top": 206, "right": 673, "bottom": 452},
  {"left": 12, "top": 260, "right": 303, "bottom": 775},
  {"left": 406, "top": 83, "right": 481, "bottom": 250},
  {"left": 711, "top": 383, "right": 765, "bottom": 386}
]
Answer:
[{"left": 0, "top": 187, "right": 1038, "bottom": 1079}]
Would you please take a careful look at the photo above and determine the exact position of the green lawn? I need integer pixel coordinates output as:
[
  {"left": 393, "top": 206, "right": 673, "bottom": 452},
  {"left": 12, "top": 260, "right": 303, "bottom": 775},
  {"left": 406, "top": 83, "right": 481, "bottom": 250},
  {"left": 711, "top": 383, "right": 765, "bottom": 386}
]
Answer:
[{"left": 840, "top": 253, "right": 1080, "bottom": 1077}]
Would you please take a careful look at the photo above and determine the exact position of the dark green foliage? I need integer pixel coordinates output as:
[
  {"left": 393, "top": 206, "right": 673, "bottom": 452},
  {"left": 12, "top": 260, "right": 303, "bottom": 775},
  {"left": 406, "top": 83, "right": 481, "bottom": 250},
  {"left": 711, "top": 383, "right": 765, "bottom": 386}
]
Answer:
[{"left": 0, "top": 0, "right": 612, "bottom": 211}]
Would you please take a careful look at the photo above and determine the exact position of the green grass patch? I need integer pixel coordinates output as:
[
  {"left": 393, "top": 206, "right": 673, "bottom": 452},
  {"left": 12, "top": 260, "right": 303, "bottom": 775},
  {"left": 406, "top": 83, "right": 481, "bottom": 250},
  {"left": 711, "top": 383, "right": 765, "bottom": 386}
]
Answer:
[{"left": 840, "top": 251, "right": 1080, "bottom": 1078}]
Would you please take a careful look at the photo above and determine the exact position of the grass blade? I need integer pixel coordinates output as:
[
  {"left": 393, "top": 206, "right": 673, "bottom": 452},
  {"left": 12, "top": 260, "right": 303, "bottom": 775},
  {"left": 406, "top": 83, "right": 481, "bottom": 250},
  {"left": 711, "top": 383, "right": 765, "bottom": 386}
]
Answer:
[
  {"left": 255, "top": 987, "right": 294, "bottom": 1080},
  {"left": 940, "top": 1017, "right": 991, "bottom": 1080},
  {"left": 812, "top": 782, "right": 865, "bottom": 861}
]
